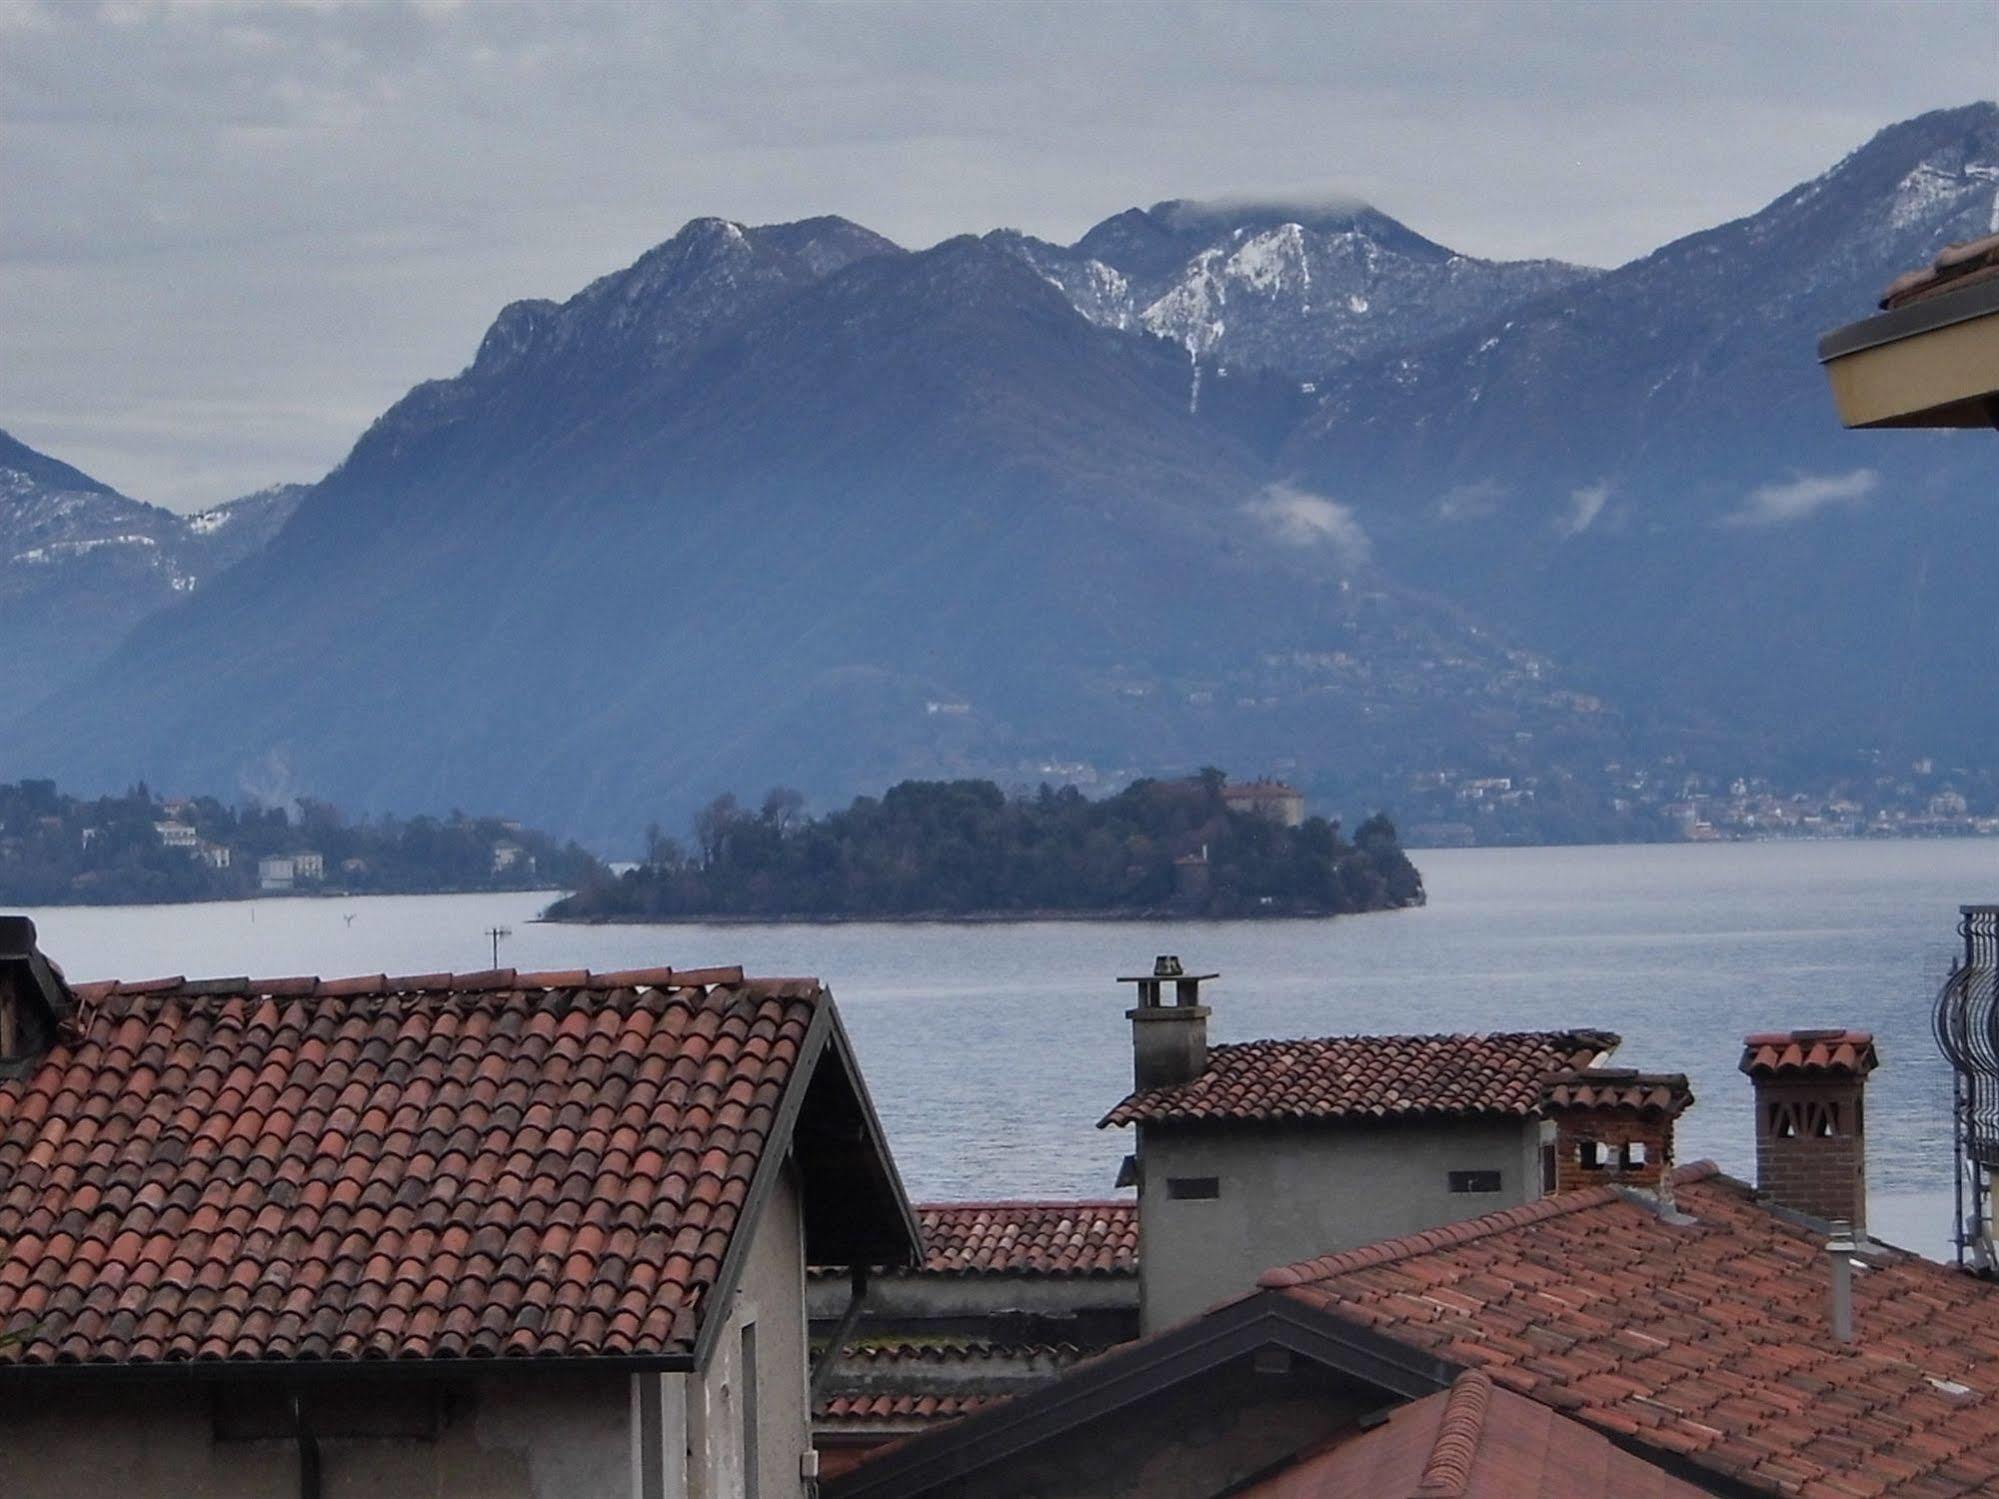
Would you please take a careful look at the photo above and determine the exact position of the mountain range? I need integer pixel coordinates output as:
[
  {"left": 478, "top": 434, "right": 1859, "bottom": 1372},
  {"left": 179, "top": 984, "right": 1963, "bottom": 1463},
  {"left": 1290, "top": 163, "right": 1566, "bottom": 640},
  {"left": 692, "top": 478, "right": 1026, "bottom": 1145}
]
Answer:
[
  {"left": 0, "top": 431, "right": 299, "bottom": 707},
  {"left": 3, "top": 103, "right": 1994, "bottom": 846}
]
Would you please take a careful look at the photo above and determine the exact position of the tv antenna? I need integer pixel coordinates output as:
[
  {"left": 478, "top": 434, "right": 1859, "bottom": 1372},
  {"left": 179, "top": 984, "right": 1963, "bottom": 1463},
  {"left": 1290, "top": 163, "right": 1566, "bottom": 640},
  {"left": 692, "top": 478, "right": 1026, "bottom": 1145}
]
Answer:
[{"left": 487, "top": 925, "right": 512, "bottom": 968}]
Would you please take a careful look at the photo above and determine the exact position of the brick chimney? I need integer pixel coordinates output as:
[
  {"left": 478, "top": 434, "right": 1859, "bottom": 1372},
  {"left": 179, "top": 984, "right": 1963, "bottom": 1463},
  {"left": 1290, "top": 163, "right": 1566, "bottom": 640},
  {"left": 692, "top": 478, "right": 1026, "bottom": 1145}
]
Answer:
[
  {"left": 1118, "top": 956, "right": 1216, "bottom": 1092},
  {"left": 1740, "top": 1029, "right": 1877, "bottom": 1236},
  {"left": 1540, "top": 1069, "right": 1694, "bottom": 1202}
]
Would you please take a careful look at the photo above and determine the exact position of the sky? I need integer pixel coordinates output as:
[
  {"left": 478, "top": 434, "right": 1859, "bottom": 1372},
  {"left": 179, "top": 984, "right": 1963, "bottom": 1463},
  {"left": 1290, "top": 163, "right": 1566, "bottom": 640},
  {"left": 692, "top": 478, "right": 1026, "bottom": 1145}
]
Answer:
[{"left": 2, "top": 0, "right": 1994, "bottom": 510}]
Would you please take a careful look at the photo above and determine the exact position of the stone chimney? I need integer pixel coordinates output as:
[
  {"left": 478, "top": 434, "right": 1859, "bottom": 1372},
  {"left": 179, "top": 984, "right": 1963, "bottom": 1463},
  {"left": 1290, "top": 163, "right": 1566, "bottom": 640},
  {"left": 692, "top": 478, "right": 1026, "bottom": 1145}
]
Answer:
[
  {"left": 1119, "top": 956, "right": 1216, "bottom": 1092},
  {"left": 0, "top": 916, "right": 73, "bottom": 1076},
  {"left": 1740, "top": 1029, "right": 1877, "bottom": 1236},
  {"left": 1540, "top": 1069, "right": 1695, "bottom": 1201}
]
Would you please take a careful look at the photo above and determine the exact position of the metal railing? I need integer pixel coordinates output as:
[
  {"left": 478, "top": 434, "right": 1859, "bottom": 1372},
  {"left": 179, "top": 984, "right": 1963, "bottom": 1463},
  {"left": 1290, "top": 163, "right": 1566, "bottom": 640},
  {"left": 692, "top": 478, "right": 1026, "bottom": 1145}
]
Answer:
[{"left": 1932, "top": 905, "right": 1999, "bottom": 1266}]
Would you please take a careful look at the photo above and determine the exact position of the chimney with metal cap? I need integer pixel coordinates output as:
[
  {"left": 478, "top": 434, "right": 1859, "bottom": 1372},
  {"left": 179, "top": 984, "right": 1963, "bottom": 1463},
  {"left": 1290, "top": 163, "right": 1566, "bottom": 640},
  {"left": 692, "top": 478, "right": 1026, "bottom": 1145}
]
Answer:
[
  {"left": 1740, "top": 1028, "right": 1878, "bottom": 1236},
  {"left": 1119, "top": 956, "right": 1216, "bottom": 1092},
  {"left": 0, "top": 916, "right": 74, "bottom": 1076}
]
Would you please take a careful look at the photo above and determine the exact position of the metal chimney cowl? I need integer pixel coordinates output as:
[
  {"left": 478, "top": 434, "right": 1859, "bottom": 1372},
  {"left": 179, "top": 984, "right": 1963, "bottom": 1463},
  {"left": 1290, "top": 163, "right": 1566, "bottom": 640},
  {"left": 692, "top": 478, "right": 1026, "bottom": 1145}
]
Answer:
[{"left": 1119, "top": 956, "right": 1217, "bottom": 1093}]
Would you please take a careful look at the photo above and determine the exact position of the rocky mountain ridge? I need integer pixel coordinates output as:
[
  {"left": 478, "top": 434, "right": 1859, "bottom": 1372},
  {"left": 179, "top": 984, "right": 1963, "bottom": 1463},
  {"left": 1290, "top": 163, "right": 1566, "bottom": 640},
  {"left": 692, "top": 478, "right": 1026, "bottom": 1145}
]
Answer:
[
  {"left": 0, "top": 430, "right": 301, "bottom": 703},
  {"left": 9, "top": 103, "right": 1998, "bottom": 844},
  {"left": 995, "top": 198, "right": 1598, "bottom": 379}
]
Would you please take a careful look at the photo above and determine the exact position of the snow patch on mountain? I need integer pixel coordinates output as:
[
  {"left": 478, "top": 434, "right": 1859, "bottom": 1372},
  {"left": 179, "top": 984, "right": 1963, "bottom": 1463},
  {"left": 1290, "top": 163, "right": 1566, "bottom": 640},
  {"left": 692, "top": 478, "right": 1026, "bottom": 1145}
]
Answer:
[{"left": 1007, "top": 202, "right": 1598, "bottom": 377}]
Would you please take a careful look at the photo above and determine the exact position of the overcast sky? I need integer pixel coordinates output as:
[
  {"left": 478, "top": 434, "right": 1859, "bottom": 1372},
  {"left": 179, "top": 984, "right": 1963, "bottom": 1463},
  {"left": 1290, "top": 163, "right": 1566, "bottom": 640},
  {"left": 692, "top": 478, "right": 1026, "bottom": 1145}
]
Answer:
[{"left": 2, "top": 0, "right": 1993, "bottom": 509}]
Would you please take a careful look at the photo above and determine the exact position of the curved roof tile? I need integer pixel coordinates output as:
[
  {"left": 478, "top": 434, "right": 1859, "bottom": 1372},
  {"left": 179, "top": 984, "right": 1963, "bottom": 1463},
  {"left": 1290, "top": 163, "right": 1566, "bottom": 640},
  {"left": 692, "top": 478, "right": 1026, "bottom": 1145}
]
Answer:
[
  {"left": 1100, "top": 1029, "right": 1619, "bottom": 1128},
  {"left": 0, "top": 968, "right": 827, "bottom": 1370}
]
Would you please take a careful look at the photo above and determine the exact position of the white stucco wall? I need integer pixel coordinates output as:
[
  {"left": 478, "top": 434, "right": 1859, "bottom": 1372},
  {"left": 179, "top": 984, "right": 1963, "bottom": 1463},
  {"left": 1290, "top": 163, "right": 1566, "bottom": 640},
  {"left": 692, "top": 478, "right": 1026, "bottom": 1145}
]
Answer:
[{"left": 682, "top": 1159, "right": 811, "bottom": 1499}]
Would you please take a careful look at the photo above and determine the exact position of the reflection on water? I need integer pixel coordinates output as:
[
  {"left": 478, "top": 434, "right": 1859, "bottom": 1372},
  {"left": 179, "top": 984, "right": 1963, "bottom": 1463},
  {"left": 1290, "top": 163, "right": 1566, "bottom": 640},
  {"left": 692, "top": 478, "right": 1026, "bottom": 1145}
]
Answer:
[{"left": 22, "top": 837, "right": 1998, "bottom": 1259}]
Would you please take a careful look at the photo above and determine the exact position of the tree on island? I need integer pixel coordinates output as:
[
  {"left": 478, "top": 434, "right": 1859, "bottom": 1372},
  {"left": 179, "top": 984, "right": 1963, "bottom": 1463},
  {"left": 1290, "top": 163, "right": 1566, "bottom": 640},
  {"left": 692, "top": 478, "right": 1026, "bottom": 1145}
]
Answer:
[{"left": 548, "top": 773, "right": 1424, "bottom": 921}]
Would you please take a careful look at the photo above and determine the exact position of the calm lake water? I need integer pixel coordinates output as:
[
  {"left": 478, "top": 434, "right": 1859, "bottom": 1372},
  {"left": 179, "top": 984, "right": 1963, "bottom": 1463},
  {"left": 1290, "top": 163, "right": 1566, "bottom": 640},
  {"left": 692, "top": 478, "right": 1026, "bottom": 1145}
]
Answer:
[{"left": 22, "top": 838, "right": 1997, "bottom": 1258}]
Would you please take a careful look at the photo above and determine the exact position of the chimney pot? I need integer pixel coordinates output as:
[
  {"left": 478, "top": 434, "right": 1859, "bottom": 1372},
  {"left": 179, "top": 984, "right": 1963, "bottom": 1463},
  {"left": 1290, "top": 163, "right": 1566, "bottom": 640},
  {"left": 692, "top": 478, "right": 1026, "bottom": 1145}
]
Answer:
[{"left": 1826, "top": 1221, "right": 1858, "bottom": 1343}]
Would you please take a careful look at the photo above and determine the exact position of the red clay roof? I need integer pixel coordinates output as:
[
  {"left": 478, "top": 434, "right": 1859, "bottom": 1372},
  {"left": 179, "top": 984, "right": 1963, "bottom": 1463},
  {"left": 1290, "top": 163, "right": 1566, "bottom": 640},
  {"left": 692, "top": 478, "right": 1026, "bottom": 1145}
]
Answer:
[
  {"left": 911, "top": 1201, "right": 1137, "bottom": 1276},
  {"left": 1540, "top": 1069, "right": 1694, "bottom": 1117},
  {"left": 1100, "top": 1029, "right": 1619, "bottom": 1128},
  {"left": 1222, "top": 781, "right": 1301, "bottom": 799},
  {"left": 819, "top": 1391, "right": 998, "bottom": 1423},
  {"left": 0, "top": 967, "right": 843, "bottom": 1368},
  {"left": 1238, "top": 1368, "right": 1711, "bottom": 1498},
  {"left": 1882, "top": 232, "right": 1999, "bottom": 309},
  {"left": 1740, "top": 1028, "right": 1879, "bottom": 1079},
  {"left": 813, "top": 1340, "right": 1100, "bottom": 1445},
  {"left": 1262, "top": 1162, "right": 1999, "bottom": 1497}
]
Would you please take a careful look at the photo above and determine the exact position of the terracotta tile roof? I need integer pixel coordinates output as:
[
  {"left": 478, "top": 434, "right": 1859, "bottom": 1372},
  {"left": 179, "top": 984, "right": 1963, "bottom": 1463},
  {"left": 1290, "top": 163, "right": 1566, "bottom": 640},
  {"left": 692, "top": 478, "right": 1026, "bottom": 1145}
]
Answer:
[
  {"left": 0, "top": 966, "right": 855, "bottom": 1369},
  {"left": 1882, "top": 232, "right": 1999, "bottom": 309},
  {"left": 1261, "top": 1162, "right": 1999, "bottom": 1497},
  {"left": 1100, "top": 1029, "right": 1619, "bottom": 1128},
  {"left": 1222, "top": 780, "right": 1301, "bottom": 800},
  {"left": 910, "top": 1201, "right": 1137, "bottom": 1276},
  {"left": 1539, "top": 1068, "right": 1694, "bottom": 1117},
  {"left": 1236, "top": 1369, "right": 1711, "bottom": 1498},
  {"left": 830, "top": 1339, "right": 1089, "bottom": 1367},
  {"left": 1740, "top": 1027, "right": 1879, "bottom": 1078},
  {"left": 818, "top": 1391, "right": 997, "bottom": 1423},
  {"left": 814, "top": 1339, "right": 1089, "bottom": 1426}
]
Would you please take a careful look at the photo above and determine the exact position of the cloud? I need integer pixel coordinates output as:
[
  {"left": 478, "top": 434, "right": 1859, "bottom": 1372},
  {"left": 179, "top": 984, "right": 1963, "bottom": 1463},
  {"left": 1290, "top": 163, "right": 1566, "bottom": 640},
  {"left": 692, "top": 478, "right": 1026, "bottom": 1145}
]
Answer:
[
  {"left": 1724, "top": 469, "right": 1878, "bottom": 528},
  {"left": 1437, "top": 478, "right": 1507, "bottom": 521},
  {"left": 1555, "top": 482, "right": 1610, "bottom": 538},
  {"left": 1244, "top": 483, "right": 1372, "bottom": 567}
]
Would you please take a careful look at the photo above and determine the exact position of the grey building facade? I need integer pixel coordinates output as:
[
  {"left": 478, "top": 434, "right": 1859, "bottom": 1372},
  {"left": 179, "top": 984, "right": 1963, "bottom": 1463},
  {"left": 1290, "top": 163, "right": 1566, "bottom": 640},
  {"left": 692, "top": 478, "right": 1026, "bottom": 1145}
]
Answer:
[{"left": 1101, "top": 958, "right": 1616, "bottom": 1333}]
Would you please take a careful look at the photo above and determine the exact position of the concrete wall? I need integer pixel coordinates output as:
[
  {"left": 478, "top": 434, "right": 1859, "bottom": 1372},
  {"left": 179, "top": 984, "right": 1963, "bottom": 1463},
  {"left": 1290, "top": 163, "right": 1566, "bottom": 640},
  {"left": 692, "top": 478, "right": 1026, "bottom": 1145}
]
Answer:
[
  {"left": 1137, "top": 1117, "right": 1542, "bottom": 1332},
  {"left": 685, "top": 1159, "right": 812, "bottom": 1499},
  {"left": 0, "top": 1373, "right": 631, "bottom": 1499}
]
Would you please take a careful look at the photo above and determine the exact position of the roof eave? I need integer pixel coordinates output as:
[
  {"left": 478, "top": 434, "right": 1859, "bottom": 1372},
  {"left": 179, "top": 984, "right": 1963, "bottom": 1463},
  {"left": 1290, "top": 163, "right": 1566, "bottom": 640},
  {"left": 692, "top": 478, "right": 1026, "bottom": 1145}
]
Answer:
[
  {"left": 690, "top": 993, "right": 922, "bottom": 1372},
  {"left": 1819, "top": 277, "right": 1999, "bottom": 429},
  {"left": 0, "top": 1348, "right": 700, "bottom": 1386}
]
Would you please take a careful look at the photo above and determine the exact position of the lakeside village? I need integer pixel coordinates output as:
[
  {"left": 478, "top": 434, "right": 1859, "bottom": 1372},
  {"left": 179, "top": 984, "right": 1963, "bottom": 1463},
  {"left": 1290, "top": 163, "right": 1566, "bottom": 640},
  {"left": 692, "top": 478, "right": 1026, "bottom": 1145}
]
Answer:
[
  {"left": 0, "top": 778, "right": 598, "bottom": 905},
  {"left": 1398, "top": 750, "right": 1999, "bottom": 847},
  {"left": 15, "top": 197, "right": 1999, "bottom": 1499}
]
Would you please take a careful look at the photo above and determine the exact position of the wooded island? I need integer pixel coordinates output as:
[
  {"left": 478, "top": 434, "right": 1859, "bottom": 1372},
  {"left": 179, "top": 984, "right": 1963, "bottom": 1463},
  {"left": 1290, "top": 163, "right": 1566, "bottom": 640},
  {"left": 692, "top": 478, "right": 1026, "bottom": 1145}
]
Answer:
[{"left": 546, "top": 773, "right": 1423, "bottom": 922}]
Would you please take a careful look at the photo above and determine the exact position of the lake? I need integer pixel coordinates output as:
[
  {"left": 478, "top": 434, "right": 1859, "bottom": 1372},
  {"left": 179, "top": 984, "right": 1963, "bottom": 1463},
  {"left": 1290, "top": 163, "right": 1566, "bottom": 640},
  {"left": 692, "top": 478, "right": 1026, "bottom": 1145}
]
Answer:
[{"left": 21, "top": 837, "right": 1997, "bottom": 1258}]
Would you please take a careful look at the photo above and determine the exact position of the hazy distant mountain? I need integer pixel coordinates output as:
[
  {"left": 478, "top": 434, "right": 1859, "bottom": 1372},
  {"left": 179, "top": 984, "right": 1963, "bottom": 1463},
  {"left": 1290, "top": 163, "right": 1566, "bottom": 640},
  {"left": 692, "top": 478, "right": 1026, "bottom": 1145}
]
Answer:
[
  {"left": 8, "top": 224, "right": 1612, "bottom": 841},
  {"left": 11, "top": 104, "right": 1999, "bottom": 842},
  {"left": 0, "top": 430, "right": 301, "bottom": 705},
  {"left": 1284, "top": 101, "right": 1999, "bottom": 764},
  {"left": 993, "top": 198, "right": 1597, "bottom": 378}
]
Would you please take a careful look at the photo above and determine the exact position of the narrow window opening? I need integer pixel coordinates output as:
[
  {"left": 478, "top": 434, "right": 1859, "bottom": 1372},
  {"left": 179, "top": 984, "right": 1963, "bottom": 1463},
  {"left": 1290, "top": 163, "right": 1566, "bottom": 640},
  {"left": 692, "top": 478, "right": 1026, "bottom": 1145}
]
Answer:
[
  {"left": 740, "top": 1322, "right": 760, "bottom": 1499},
  {"left": 1166, "top": 1176, "right": 1221, "bottom": 1200},
  {"left": 637, "top": 1374, "right": 665, "bottom": 1499},
  {"left": 1621, "top": 1140, "right": 1648, "bottom": 1169},
  {"left": 1448, "top": 1169, "right": 1503, "bottom": 1194},
  {"left": 1578, "top": 1140, "right": 1609, "bottom": 1172}
]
